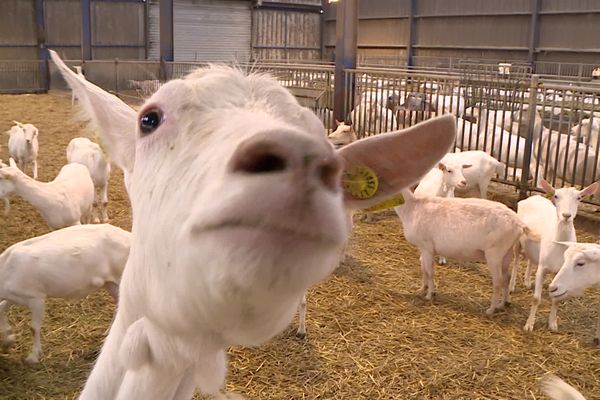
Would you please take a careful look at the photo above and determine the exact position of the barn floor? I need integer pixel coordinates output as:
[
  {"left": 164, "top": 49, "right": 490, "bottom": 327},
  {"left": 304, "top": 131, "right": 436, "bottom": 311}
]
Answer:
[{"left": 0, "top": 92, "right": 599, "bottom": 400}]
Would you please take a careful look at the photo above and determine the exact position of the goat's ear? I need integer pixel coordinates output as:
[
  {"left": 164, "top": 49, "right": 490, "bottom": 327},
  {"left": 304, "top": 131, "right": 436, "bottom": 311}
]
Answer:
[
  {"left": 8, "top": 158, "right": 17, "bottom": 168},
  {"left": 335, "top": 119, "right": 343, "bottom": 126},
  {"left": 579, "top": 181, "right": 599, "bottom": 198},
  {"left": 339, "top": 115, "right": 455, "bottom": 210},
  {"left": 438, "top": 162, "right": 447, "bottom": 171},
  {"left": 554, "top": 241, "right": 577, "bottom": 250},
  {"left": 540, "top": 178, "right": 555, "bottom": 194},
  {"left": 49, "top": 50, "right": 136, "bottom": 177}
]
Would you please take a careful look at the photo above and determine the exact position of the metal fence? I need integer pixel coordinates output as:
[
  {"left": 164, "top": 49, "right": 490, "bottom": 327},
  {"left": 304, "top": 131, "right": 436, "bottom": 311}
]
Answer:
[
  {"left": 6, "top": 57, "right": 600, "bottom": 205},
  {"left": 0, "top": 61, "right": 48, "bottom": 94}
]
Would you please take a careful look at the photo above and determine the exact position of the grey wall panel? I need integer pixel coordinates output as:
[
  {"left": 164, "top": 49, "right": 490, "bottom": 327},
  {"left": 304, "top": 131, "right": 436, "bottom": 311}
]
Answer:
[
  {"left": 358, "top": 0, "right": 410, "bottom": 19},
  {"left": 92, "top": 47, "right": 146, "bottom": 60},
  {"left": 174, "top": 0, "right": 251, "bottom": 62},
  {"left": 538, "top": 14, "right": 600, "bottom": 50},
  {"left": 541, "top": 0, "right": 600, "bottom": 12},
  {"left": 358, "top": 19, "right": 408, "bottom": 46},
  {"left": 416, "top": 16, "right": 530, "bottom": 48},
  {"left": 418, "top": 0, "right": 530, "bottom": 15},
  {"left": 93, "top": 1, "right": 145, "bottom": 46},
  {"left": 1, "top": 0, "right": 36, "bottom": 45},
  {"left": 45, "top": 0, "right": 81, "bottom": 46}
]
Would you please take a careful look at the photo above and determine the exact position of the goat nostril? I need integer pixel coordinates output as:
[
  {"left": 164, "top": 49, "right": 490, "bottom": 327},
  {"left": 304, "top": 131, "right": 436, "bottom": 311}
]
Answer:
[
  {"left": 549, "top": 285, "right": 557, "bottom": 293},
  {"left": 318, "top": 157, "right": 342, "bottom": 191},
  {"left": 232, "top": 147, "right": 287, "bottom": 175},
  {"left": 562, "top": 213, "right": 572, "bottom": 219}
]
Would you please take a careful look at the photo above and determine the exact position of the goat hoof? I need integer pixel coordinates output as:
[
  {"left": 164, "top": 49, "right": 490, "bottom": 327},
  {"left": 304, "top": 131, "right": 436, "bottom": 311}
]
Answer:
[
  {"left": 24, "top": 354, "right": 39, "bottom": 365},
  {"left": 523, "top": 322, "right": 534, "bottom": 333},
  {"left": 548, "top": 322, "right": 558, "bottom": 332},
  {"left": 295, "top": 331, "right": 306, "bottom": 339},
  {"left": 485, "top": 307, "right": 496, "bottom": 315}
]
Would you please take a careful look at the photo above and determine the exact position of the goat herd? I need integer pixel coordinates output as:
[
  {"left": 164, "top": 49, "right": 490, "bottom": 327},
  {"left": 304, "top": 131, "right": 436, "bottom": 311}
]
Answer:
[{"left": 0, "top": 50, "right": 595, "bottom": 399}]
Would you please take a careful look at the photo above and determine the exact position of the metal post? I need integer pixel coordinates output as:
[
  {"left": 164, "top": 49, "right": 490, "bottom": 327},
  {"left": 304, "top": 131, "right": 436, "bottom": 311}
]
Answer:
[
  {"left": 35, "top": 0, "right": 48, "bottom": 92},
  {"left": 160, "top": 0, "right": 174, "bottom": 62},
  {"left": 333, "top": 0, "right": 357, "bottom": 122},
  {"left": 519, "top": 74, "right": 540, "bottom": 200},
  {"left": 82, "top": 0, "right": 92, "bottom": 60},
  {"left": 527, "top": 0, "right": 541, "bottom": 68},
  {"left": 406, "top": 0, "right": 417, "bottom": 67}
]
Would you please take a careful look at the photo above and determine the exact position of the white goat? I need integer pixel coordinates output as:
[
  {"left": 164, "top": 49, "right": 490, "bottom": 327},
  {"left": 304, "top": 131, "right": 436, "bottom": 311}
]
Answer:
[
  {"left": 0, "top": 224, "right": 131, "bottom": 364},
  {"left": 395, "top": 189, "right": 535, "bottom": 314},
  {"left": 0, "top": 158, "right": 94, "bottom": 230},
  {"left": 521, "top": 179, "right": 598, "bottom": 332},
  {"left": 0, "top": 160, "right": 11, "bottom": 215},
  {"left": 414, "top": 160, "right": 470, "bottom": 266},
  {"left": 442, "top": 150, "right": 504, "bottom": 199},
  {"left": 541, "top": 374, "right": 587, "bottom": 400},
  {"left": 549, "top": 242, "right": 600, "bottom": 346},
  {"left": 7, "top": 121, "right": 39, "bottom": 179},
  {"left": 571, "top": 118, "right": 600, "bottom": 151},
  {"left": 328, "top": 120, "right": 357, "bottom": 149},
  {"left": 51, "top": 50, "right": 455, "bottom": 399},
  {"left": 532, "top": 125, "right": 599, "bottom": 197},
  {"left": 67, "top": 137, "right": 111, "bottom": 223},
  {"left": 351, "top": 102, "right": 397, "bottom": 135}
]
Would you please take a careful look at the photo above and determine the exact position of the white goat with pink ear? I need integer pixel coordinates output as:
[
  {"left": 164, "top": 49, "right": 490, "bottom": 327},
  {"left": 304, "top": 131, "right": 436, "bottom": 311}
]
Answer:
[
  {"left": 520, "top": 179, "right": 599, "bottom": 333},
  {"left": 50, "top": 49, "right": 455, "bottom": 400},
  {"left": 0, "top": 158, "right": 94, "bottom": 230},
  {"left": 548, "top": 242, "right": 600, "bottom": 346},
  {"left": 541, "top": 374, "right": 587, "bottom": 400},
  {"left": 8, "top": 121, "right": 39, "bottom": 180}
]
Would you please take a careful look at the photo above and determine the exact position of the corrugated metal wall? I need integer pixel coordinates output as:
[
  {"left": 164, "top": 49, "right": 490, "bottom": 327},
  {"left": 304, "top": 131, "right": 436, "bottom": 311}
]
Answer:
[
  {"left": 324, "top": 0, "right": 600, "bottom": 66},
  {"left": 0, "top": 0, "right": 146, "bottom": 61},
  {"left": 252, "top": 0, "right": 323, "bottom": 61},
  {"left": 173, "top": 0, "right": 251, "bottom": 62}
]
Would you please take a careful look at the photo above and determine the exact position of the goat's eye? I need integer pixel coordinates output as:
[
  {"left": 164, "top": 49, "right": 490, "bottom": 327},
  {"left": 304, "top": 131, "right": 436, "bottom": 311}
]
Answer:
[
  {"left": 576, "top": 261, "right": 585, "bottom": 268},
  {"left": 554, "top": 195, "right": 558, "bottom": 199},
  {"left": 447, "top": 170, "right": 453, "bottom": 173},
  {"left": 140, "top": 108, "right": 163, "bottom": 135}
]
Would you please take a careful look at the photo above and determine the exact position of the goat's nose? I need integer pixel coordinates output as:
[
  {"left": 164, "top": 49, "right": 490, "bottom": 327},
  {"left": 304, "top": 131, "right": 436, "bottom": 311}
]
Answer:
[
  {"left": 460, "top": 180, "right": 467, "bottom": 186},
  {"left": 230, "top": 134, "right": 341, "bottom": 191},
  {"left": 562, "top": 213, "right": 572, "bottom": 219}
]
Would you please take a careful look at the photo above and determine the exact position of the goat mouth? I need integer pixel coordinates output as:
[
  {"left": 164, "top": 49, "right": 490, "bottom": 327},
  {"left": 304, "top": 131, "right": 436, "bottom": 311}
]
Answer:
[
  {"left": 194, "top": 219, "right": 340, "bottom": 245},
  {"left": 550, "top": 289, "right": 568, "bottom": 299}
]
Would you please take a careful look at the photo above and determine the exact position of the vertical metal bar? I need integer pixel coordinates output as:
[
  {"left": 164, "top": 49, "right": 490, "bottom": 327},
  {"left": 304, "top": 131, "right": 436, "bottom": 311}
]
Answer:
[
  {"left": 81, "top": 0, "right": 92, "bottom": 60},
  {"left": 319, "top": 7, "right": 325, "bottom": 59},
  {"left": 160, "top": 0, "right": 174, "bottom": 62},
  {"left": 406, "top": 0, "right": 416, "bottom": 68},
  {"left": 528, "top": 0, "right": 540, "bottom": 67},
  {"left": 333, "top": 0, "right": 357, "bottom": 122},
  {"left": 35, "top": 0, "right": 48, "bottom": 92},
  {"left": 519, "top": 75, "right": 539, "bottom": 199}
]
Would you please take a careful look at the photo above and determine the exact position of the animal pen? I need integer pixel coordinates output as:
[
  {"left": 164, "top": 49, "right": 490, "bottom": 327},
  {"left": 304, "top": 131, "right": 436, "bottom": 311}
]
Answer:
[{"left": 3, "top": 0, "right": 600, "bottom": 399}]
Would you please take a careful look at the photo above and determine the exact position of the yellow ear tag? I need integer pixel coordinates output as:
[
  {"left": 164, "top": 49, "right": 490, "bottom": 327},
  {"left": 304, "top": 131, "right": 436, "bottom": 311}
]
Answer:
[
  {"left": 342, "top": 165, "right": 379, "bottom": 199},
  {"left": 362, "top": 193, "right": 405, "bottom": 212},
  {"left": 545, "top": 192, "right": 553, "bottom": 200}
]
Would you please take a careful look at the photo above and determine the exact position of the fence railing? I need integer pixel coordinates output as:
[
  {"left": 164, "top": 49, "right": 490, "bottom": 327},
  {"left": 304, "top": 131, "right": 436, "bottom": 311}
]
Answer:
[{"left": 7, "top": 57, "right": 600, "bottom": 205}]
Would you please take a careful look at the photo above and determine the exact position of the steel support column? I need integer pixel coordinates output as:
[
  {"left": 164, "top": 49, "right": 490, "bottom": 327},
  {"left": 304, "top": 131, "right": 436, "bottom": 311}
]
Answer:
[
  {"left": 82, "top": 0, "right": 92, "bottom": 60},
  {"left": 35, "top": 0, "right": 48, "bottom": 92},
  {"left": 333, "top": 0, "right": 357, "bottom": 122},
  {"left": 160, "top": 0, "right": 174, "bottom": 62},
  {"left": 528, "top": 0, "right": 541, "bottom": 67},
  {"left": 406, "top": 0, "right": 417, "bottom": 67}
]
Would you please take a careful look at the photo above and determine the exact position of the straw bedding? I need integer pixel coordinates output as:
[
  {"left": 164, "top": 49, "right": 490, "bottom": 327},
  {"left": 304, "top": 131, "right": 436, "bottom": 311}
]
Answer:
[{"left": 0, "top": 93, "right": 599, "bottom": 400}]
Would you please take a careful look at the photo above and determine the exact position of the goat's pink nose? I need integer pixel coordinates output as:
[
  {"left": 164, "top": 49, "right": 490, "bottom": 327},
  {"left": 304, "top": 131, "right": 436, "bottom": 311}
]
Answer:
[
  {"left": 230, "top": 134, "right": 341, "bottom": 192},
  {"left": 460, "top": 180, "right": 467, "bottom": 186},
  {"left": 562, "top": 213, "right": 572, "bottom": 219}
]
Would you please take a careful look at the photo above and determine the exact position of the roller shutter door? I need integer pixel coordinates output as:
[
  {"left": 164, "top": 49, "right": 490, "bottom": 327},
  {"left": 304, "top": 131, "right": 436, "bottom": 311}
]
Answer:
[{"left": 174, "top": 0, "right": 251, "bottom": 62}]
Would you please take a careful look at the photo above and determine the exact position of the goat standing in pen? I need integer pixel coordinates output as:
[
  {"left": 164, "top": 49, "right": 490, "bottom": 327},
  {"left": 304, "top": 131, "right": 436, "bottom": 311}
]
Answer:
[{"left": 51, "top": 50, "right": 455, "bottom": 399}]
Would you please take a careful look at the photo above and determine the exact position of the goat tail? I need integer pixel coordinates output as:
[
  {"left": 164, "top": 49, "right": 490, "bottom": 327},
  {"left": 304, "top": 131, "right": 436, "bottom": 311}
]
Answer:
[{"left": 540, "top": 375, "right": 586, "bottom": 400}]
